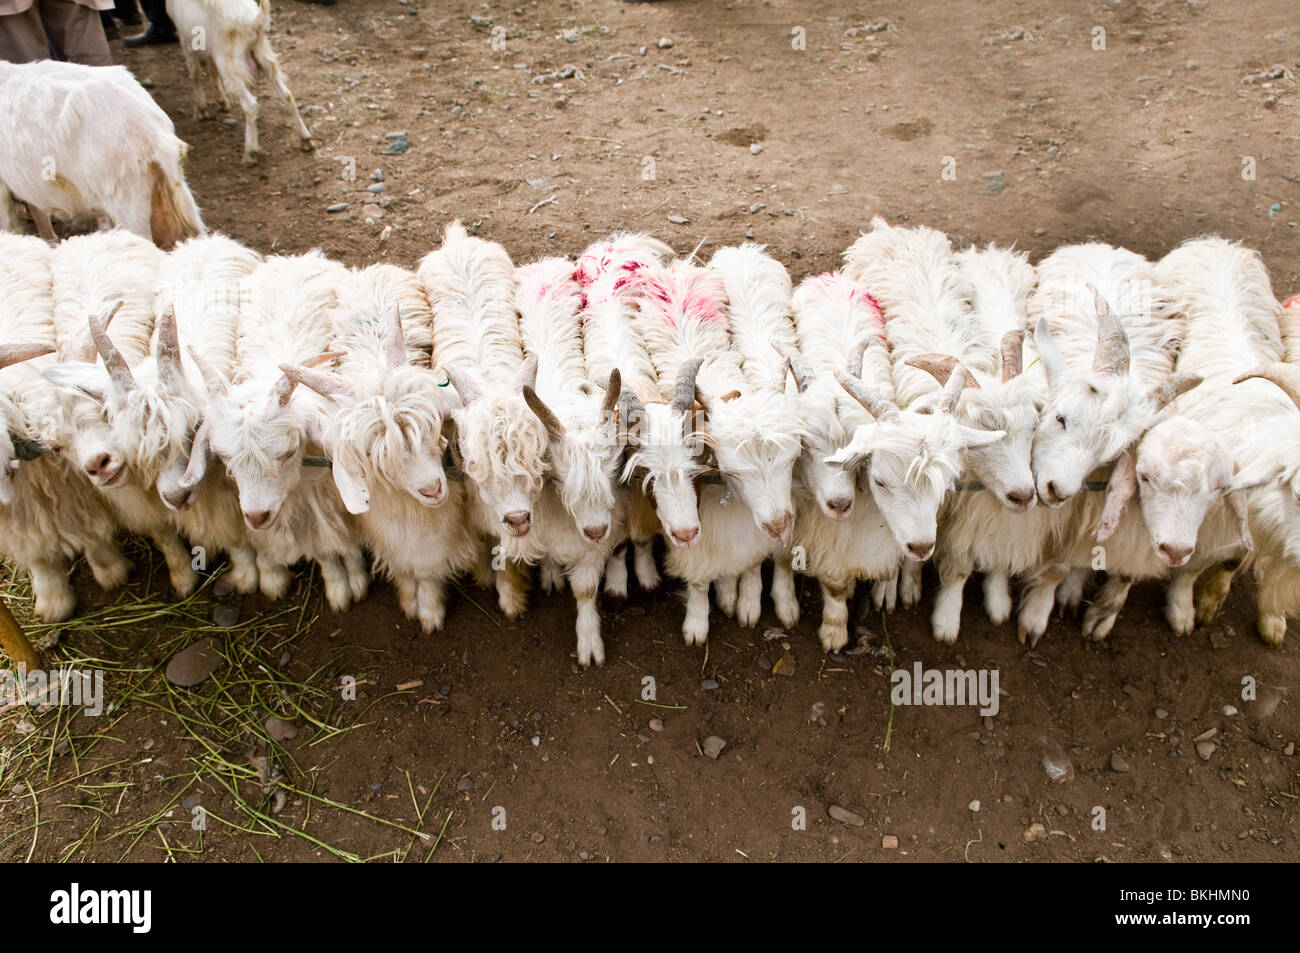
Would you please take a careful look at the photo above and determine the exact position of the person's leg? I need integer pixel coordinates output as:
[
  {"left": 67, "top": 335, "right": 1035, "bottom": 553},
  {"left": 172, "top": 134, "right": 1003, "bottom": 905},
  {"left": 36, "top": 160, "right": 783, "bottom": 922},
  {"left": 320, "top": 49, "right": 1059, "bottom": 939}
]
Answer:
[
  {"left": 113, "top": 0, "right": 140, "bottom": 25},
  {"left": 124, "top": 0, "right": 173, "bottom": 45},
  {"left": 99, "top": 9, "right": 118, "bottom": 41},
  {"left": 41, "top": 0, "right": 113, "bottom": 65},
  {"left": 0, "top": 6, "right": 58, "bottom": 63}
]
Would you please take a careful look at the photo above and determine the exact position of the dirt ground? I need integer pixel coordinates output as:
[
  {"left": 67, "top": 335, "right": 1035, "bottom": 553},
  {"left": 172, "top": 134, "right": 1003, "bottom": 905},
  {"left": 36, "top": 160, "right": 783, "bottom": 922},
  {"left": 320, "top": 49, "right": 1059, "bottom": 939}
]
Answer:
[{"left": 2, "top": 0, "right": 1298, "bottom": 863}]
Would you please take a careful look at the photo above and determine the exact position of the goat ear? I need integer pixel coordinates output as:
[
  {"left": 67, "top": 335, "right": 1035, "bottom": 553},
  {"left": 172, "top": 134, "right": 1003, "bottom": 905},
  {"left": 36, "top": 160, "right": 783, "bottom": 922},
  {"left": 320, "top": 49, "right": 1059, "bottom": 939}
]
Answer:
[
  {"left": 824, "top": 425, "right": 876, "bottom": 470},
  {"left": 1091, "top": 290, "right": 1131, "bottom": 378},
  {"left": 1095, "top": 451, "right": 1137, "bottom": 542},
  {"left": 331, "top": 458, "right": 371, "bottom": 515},
  {"left": 42, "top": 363, "right": 109, "bottom": 402},
  {"left": 1033, "top": 317, "right": 1067, "bottom": 392},
  {"left": 955, "top": 424, "right": 1005, "bottom": 449},
  {"left": 178, "top": 420, "right": 211, "bottom": 490}
]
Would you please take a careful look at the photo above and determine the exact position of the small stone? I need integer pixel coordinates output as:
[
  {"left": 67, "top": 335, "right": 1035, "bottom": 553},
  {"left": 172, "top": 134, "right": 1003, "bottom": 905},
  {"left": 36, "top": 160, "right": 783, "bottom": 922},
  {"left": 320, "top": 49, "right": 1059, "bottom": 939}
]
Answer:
[
  {"left": 279, "top": 650, "right": 291, "bottom": 668},
  {"left": 648, "top": 718, "right": 663, "bottom": 732},
  {"left": 700, "top": 678, "right": 719, "bottom": 691},
  {"left": 1155, "top": 708, "right": 1169, "bottom": 720},
  {"left": 488, "top": 852, "right": 502, "bottom": 862},
  {"left": 578, "top": 850, "right": 590, "bottom": 860},
  {"left": 470, "top": 15, "right": 491, "bottom": 27},
  {"left": 762, "top": 627, "right": 785, "bottom": 641},
  {"left": 1223, "top": 705, "right": 1238, "bottom": 717},
  {"left": 265, "top": 716, "right": 298, "bottom": 743},
  {"left": 370, "top": 169, "right": 384, "bottom": 182},
  {"left": 212, "top": 573, "right": 236, "bottom": 598},
  {"left": 531, "top": 832, "right": 545, "bottom": 844},
  {"left": 1047, "top": 145, "right": 1060, "bottom": 156},
  {"left": 367, "top": 183, "right": 387, "bottom": 194},
  {"left": 1110, "top": 753, "right": 1130, "bottom": 773},
  {"left": 1040, "top": 743, "right": 1074, "bottom": 784},
  {"left": 667, "top": 214, "right": 690, "bottom": 224},
  {"left": 165, "top": 637, "right": 223, "bottom": 687},
  {"left": 211, "top": 602, "right": 241, "bottom": 627},
  {"left": 701, "top": 735, "right": 726, "bottom": 759},
  {"left": 1122, "top": 684, "right": 1140, "bottom": 700},
  {"left": 648, "top": 834, "right": 662, "bottom": 844},
  {"left": 749, "top": 142, "right": 763, "bottom": 155},
  {"left": 451, "top": 105, "right": 465, "bottom": 118},
  {"left": 657, "top": 37, "right": 674, "bottom": 49},
  {"left": 968, "top": 800, "right": 981, "bottom": 812},
  {"left": 326, "top": 203, "right": 349, "bottom": 213},
  {"left": 382, "top": 133, "right": 408, "bottom": 155},
  {"left": 1023, "top": 822, "right": 1048, "bottom": 843},
  {"left": 771, "top": 652, "right": 796, "bottom": 677},
  {"left": 370, "top": 782, "right": 383, "bottom": 792},
  {"left": 181, "top": 795, "right": 200, "bottom": 811},
  {"left": 363, "top": 205, "right": 385, "bottom": 224},
  {"left": 881, "top": 834, "right": 899, "bottom": 849},
  {"left": 982, "top": 172, "right": 1005, "bottom": 194},
  {"left": 1196, "top": 740, "right": 1216, "bottom": 761},
  {"left": 1284, "top": 742, "right": 1294, "bottom": 756},
  {"left": 456, "top": 777, "right": 474, "bottom": 791},
  {"left": 829, "top": 804, "right": 865, "bottom": 826}
]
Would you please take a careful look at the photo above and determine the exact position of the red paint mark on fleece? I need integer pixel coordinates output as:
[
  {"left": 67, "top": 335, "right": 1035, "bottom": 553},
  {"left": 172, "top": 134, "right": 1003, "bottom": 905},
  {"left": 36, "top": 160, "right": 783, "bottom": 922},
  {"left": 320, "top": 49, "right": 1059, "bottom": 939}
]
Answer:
[
  {"left": 632, "top": 263, "right": 726, "bottom": 327},
  {"left": 1283, "top": 294, "right": 1300, "bottom": 311}
]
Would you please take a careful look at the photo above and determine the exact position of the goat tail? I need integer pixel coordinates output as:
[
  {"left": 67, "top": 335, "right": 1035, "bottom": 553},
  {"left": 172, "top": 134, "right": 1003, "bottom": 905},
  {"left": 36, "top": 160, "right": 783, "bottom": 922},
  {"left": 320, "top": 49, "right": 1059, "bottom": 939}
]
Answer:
[{"left": 148, "top": 156, "right": 206, "bottom": 250}]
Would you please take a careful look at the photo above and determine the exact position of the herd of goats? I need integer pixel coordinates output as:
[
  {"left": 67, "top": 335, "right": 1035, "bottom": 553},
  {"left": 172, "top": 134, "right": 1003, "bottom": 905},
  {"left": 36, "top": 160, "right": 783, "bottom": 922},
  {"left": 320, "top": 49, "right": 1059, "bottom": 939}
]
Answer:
[{"left": 1, "top": 217, "right": 1299, "bottom": 670}]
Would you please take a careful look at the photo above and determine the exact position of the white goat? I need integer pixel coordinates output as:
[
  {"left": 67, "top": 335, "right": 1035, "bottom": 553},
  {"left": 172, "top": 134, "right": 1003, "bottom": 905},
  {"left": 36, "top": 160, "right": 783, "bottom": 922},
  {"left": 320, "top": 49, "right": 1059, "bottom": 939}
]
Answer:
[
  {"left": 0, "top": 234, "right": 129, "bottom": 620},
  {"left": 511, "top": 257, "right": 626, "bottom": 665},
  {"left": 1155, "top": 238, "right": 1300, "bottom": 646},
  {"left": 186, "top": 251, "right": 369, "bottom": 612},
  {"left": 167, "top": 0, "right": 314, "bottom": 164},
  {"left": 0, "top": 61, "right": 204, "bottom": 247},
  {"left": 37, "top": 231, "right": 201, "bottom": 598},
  {"left": 418, "top": 221, "right": 540, "bottom": 619},
  {"left": 574, "top": 232, "right": 689, "bottom": 604},
  {"left": 280, "top": 264, "right": 480, "bottom": 634}
]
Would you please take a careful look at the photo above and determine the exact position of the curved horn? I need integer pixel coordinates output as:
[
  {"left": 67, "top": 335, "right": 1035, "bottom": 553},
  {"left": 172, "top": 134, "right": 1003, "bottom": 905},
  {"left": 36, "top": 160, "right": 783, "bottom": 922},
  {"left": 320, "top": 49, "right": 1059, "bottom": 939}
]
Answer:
[
  {"left": 88, "top": 301, "right": 134, "bottom": 393},
  {"left": 279, "top": 363, "right": 352, "bottom": 403},
  {"left": 178, "top": 419, "right": 210, "bottom": 490},
  {"left": 671, "top": 357, "right": 704, "bottom": 418},
  {"left": 518, "top": 354, "right": 539, "bottom": 389},
  {"left": 618, "top": 388, "right": 646, "bottom": 448},
  {"left": 186, "top": 345, "right": 228, "bottom": 398},
  {"left": 385, "top": 304, "right": 407, "bottom": 369},
  {"left": 601, "top": 367, "right": 622, "bottom": 416},
  {"left": 1092, "top": 290, "right": 1130, "bottom": 377},
  {"left": 772, "top": 341, "right": 813, "bottom": 393},
  {"left": 1000, "top": 329, "right": 1024, "bottom": 382},
  {"left": 848, "top": 338, "right": 872, "bottom": 379},
  {"left": 1146, "top": 372, "right": 1201, "bottom": 411},
  {"left": 522, "top": 385, "right": 566, "bottom": 441},
  {"left": 0, "top": 342, "right": 54, "bottom": 369},
  {"left": 156, "top": 305, "right": 184, "bottom": 391},
  {"left": 833, "top": 368, "right": 900, "bottom": 423},
  {"left": 905, "top": 353, "right": 982, "bottom": 392},
  {"left": 1234, "top": 363, "right": 1300, "bottom": 412},
  {"left": 270, "top": 373, "right": 297, "bottom": 409},
  {"left": 443, "top": 366, "right": 480, "bottom": 405}
]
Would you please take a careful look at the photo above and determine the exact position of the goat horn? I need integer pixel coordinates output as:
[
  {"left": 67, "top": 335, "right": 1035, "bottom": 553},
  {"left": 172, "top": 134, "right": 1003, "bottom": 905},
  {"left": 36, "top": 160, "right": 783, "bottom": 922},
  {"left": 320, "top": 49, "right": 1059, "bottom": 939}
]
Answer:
[
  {"left": 1233, "top": 363, "right": 1300, "bottom": 412},
  {"left": 671, "top": 357, "right": 704, "bottom": 419},
  {"left": 1091, "top": 290, "right": 1130, "bottom": 377},
  {"left": 1000, "top": 329, "right": 1024, "bottom": 382},
  {"left": 522, "top": 385, "right": 566, "bottom": 440},
  {"left": 519, "top": 354, "right": 539, "bottom": 389},
  {"left": 186, "top": 345, "right": 228, "bottom": 398},
  {"left": 848, "top": 338, "right": 871, "bottom": 379},
  {"left": 1146, "top": 372, "right": 1202, "bottom": 411},
  {"left": 69, "top": 297, "right": 122, "bottom": 363},
  {"left": 303, "top": 350, "right": 344, "bottom": 369},
  {"left": 601, "top": 367, "right": 622, "bottom": 416},
  {"left": 156, "top": 305, "right": 184, "bottom": 390},
  {"left": 0, "top": 342, "right": 54, "bottom": 369},
  {"left": 772, "top": 341, "right": 813, "bottom": 393},
  {"left": 270, "top": 373, "right": 297, "bottom": 408},
  {"left": 443, "top": 366, "right": 480, "bottom": 404},
  {"left": 385, "top": 304, "right": 407, "bottom": 369},
  {"left": 618, "top": 388, "right": 646, "bottom": 448},
  {"left": 833, "top": 367, "right": 900, "bottom": 423},
  {"left": 279, "top": 363, "right": 352, "bottom": 403},
  {"left": 906, "top": 354, "right": 982, "bottom": 393},
  {"left": 88, "top": 301, "right": 134, "bottom": 393}
]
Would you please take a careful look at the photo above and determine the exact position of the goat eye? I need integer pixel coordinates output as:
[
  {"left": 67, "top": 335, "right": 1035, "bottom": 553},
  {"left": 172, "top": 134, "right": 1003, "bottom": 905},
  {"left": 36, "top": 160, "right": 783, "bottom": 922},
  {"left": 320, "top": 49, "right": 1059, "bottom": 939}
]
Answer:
[
  {"left": 1139, "top": 473, "right": 1151, "bottom": 485},
  {"left": 873, "top": 478, "right": 887, "bottom": 490},
  {"left": 1055, "top": 414, "right": 1066, "bottom": 428}
]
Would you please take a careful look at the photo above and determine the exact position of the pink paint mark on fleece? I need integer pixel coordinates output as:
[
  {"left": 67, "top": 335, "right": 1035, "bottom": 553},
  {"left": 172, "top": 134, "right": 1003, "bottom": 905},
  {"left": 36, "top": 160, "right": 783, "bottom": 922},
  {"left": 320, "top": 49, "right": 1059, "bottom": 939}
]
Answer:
[
  {"left": 1284, "top": 294, "right": 1300, "bottom": 311},
  {"left": 632, "top": 262, "right": 726, "bottom": 327}
]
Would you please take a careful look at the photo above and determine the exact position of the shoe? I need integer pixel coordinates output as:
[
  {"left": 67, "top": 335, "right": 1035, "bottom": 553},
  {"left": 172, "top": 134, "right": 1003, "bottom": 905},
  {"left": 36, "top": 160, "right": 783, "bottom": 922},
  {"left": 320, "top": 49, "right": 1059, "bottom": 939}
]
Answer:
[{"left": 124, "top": 25, "right": 177, "bottom": 47}]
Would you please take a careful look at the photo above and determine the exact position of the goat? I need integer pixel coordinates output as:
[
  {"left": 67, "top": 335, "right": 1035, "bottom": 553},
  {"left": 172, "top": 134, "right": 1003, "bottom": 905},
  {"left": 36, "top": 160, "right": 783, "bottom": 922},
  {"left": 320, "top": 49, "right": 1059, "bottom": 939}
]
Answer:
[
  {"left": 186, "top": 251, "right": 369, "bottom": 612},
  {"left": 0, "top": 61, "right": 204, "bottom": 247},
  {"left": 0, "top": 234, "right": 129, "bottom": 620},
  {"left": 418, "top": 221, "right": 539, "bottom": 619},
  {"left": 510, "top": 257, "right": 626, "bottom": 665},
  {"left": 280, "top": 264, "right": 479, "bottom": 634},
  {"left": 167, "top": 0, "right": 315, "bottom": 164}
]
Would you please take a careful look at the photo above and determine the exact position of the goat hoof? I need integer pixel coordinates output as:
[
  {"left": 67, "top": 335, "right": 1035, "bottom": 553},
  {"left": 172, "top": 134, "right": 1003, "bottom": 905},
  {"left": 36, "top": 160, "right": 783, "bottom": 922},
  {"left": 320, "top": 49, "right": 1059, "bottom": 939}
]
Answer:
[{"left": 601, "top": 593, "right": 626, "bottom": 613}]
